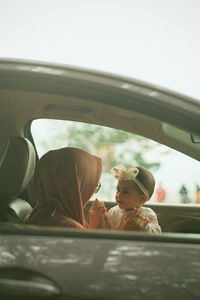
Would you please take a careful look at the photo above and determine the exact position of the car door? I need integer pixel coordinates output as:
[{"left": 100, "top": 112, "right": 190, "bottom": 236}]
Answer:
[{"left": 0, "top": 225, "right": 200, "bottom": 300}]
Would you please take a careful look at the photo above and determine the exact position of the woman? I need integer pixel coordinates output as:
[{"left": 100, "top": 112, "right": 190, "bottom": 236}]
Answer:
[{"left": 26, "top": 147, "right": 102, "bottom": 229}]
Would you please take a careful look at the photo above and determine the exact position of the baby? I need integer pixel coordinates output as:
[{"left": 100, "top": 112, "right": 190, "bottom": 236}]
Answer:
[{"left": 89, "top": 165, "right": 161, "bottom": 233}]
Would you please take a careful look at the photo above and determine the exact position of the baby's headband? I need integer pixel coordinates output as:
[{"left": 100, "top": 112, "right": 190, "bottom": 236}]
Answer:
[{"left": 111, "top": 164, "right": 149, "bottom": 196}]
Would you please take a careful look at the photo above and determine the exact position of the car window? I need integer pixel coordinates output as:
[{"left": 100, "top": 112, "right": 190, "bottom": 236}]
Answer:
[{"left": 31, "top": 119, "right": 200, "bottom": 205}]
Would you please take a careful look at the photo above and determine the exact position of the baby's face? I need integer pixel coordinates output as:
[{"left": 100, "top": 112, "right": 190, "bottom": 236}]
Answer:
[{"left": 115, "top": 180, "right": 144, "bottom": 210}]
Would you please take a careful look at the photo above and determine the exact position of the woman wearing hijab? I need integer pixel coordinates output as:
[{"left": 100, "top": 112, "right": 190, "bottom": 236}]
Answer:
[{"left": 26, "top": 147, "right": 102, "bottom": 229}]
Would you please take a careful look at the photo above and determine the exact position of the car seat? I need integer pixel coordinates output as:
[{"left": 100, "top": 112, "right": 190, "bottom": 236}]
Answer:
[{"left": 0, "top": 136, "right": 36, "bottom": 223}]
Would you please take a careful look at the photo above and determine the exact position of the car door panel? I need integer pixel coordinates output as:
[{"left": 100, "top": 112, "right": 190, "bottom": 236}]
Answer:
[{"left": 0, "top": 226, "right": 199, "bottom": 300}]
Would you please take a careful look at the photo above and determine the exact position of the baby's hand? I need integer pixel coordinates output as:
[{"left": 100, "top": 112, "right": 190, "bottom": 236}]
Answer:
[
  {"left": 90, "top": 198, "right": 107, "bottom": 215},
  {"left": 89, "top": 198, "right": 107, "bottom": 229},
  {"left": 118, "top": 209, "right": 149, "bottom": 231}
]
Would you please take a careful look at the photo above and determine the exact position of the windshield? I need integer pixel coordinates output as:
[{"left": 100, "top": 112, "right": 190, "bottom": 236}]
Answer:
[{"left": 0, "top": 0, "right": 200, "bottom": 100}]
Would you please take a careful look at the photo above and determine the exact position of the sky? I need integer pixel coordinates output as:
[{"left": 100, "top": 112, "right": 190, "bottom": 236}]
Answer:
[
  {"left": 0, "top": 0, "right": 200, "bottom": 202},
  {"left": 0, "top": 0, "right": 200, "bottom": 100}
]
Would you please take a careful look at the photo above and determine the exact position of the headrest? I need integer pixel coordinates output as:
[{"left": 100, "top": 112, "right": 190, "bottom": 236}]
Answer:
[
  {"left": 0, "top": 197, "right": 33, "bottom": 222},
  {"left": 0, "top": 137, "right": 36, "bottom": 199}
]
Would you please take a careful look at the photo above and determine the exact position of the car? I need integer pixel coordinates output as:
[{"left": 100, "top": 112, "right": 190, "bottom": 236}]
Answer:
[{"left": 0, "top": 58, "right": 200, "bottom": 300}]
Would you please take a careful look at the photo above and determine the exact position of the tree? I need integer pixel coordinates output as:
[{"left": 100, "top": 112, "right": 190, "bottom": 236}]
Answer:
[
  {"left": 32, "top": 119, "right": 168, "bottom": 172},
  {"left": 65, "top": 122, "right": 163, "bottom": 172}
]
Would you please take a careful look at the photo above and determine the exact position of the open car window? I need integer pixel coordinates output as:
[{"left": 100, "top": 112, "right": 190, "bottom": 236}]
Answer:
[{"left": 31, "top": 119, "right": 200, "bottom": 205}]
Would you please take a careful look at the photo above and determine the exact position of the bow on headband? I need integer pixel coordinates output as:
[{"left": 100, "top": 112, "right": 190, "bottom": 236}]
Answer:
[{"left": 111, "top": 164, "right": 149, "bottom": 195}]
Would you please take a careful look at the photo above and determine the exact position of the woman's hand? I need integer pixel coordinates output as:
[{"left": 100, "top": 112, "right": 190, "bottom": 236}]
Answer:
[
  {"left": 117, "top": 208, "right": 149, "bottom": 231},
  {"left": 89, "top": 198, "right": 107, "bottom": 229},
  {"left": 101, "top": 212, "right": 111, "bottom": 230}
]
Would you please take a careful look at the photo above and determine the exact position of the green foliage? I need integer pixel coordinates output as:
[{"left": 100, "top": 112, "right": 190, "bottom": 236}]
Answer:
[
  {"left": 33, "top": 119, "right": 164, "bottom": 173},
  {"left": 66, "top": 122, "right": 161, "bottom": 172}
]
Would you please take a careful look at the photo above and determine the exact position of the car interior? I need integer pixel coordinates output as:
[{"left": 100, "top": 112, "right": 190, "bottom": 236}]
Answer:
[
  {"left": 0, "top": 59, "right": 200, "bottom": 235},
  {"left": 0, "top": 136, "right": 35, "bottom": 223}
]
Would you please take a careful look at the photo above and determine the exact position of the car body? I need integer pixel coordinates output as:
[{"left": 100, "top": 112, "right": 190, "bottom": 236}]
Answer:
[{"left": 0, "top": 58, "right": 200, "bottom": 300}]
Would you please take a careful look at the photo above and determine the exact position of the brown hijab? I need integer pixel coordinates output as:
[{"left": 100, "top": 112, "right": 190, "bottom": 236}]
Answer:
[{"left": 26, "top": 147, "right": 102, "bottom": 229}]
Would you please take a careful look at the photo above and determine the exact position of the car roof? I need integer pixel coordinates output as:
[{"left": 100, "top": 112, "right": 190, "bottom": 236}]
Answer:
[{"left": 0, "top": 58, "right": 199, "bottom": 161}]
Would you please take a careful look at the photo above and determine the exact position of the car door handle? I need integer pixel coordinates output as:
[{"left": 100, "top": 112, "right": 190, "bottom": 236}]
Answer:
[
  {"left": 0, "top": 267, "right": 61, "bottom": 298},
  {"left": 0, "top": 278, "right": 60, "bottom": 297}
]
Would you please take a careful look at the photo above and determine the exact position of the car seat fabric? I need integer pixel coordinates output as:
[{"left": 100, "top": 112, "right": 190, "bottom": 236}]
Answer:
[{"left": 0, "top": 136, "right": 36, "bottom": 222}]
